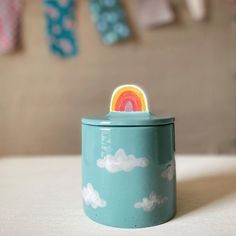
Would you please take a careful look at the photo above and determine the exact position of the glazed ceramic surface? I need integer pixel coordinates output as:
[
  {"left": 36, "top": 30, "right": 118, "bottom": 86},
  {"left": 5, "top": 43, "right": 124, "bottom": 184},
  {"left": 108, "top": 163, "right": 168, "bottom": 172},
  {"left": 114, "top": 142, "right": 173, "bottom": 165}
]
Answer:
[{"left": 82, "top": 85, "right": 176, "bottom": 228}]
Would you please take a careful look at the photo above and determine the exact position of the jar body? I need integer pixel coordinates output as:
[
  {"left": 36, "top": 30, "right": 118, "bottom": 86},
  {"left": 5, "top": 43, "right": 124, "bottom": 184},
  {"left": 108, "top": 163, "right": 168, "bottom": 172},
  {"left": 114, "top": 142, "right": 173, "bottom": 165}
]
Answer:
[{"left": 82, "top": 124, "right": 176, "bottom": 228}]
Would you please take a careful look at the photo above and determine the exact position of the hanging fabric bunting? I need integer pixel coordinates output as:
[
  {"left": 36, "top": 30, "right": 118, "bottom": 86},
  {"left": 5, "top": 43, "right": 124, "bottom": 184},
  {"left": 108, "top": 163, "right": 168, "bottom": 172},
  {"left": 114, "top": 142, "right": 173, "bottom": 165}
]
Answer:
[
  {"left": 186, "top": 0, "right": 206, "bottom": 21},
  {"left": 0, "top": 0, "right": 22, "bottom": 54},
  {"left": 89, "top": 0, "right": 131, "bottom": 45},
  {"left": 226, "top": 0, "right": 236, "bottom": 24},
  {"left": 42, "top": 0, "right": 78, "bottom": 58},
  {"left": 136, "top": 0, "right": 175, "bottom": 29}
]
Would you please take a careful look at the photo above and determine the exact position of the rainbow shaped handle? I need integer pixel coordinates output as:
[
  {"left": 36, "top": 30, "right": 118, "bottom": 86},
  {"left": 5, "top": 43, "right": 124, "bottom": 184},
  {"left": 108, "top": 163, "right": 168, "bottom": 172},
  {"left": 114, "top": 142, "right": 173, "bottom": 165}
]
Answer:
[{"left": 110, "top": 84, "right": 149, "bottom": 113}]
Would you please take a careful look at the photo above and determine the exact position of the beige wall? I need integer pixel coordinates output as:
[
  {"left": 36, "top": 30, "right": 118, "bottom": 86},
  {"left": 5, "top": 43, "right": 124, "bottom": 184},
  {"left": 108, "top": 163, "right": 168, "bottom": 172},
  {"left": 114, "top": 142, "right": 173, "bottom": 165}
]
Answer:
[{"left": 0, "top": 0, "right": 236, "bottom": 155}]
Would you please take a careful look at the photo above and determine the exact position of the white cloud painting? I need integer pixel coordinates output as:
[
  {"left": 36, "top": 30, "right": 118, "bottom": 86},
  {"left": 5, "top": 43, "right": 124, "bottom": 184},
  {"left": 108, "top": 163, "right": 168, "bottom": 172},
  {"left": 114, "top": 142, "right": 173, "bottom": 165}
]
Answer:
[
  {"left": 97, "top": 148, "right": 149, "bottom": 173},
  {"left": 161, "top": 160, "right": 175, "bottom": 181},
  {"left": 82, "top": 183, "right": 106, "bottom": 209},
  {"left": 134, "top": 192, "right": 167, "bottom": 212}
]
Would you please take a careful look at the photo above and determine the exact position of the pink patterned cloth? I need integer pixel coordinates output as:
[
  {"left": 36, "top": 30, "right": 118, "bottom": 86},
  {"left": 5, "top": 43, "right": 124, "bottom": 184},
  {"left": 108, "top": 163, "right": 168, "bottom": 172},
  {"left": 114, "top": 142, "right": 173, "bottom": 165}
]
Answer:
[
  {"left": 136, "top": 0, "right": 175, "bottom": 29},
  {"left": 0, "top": 0, "right": 21, "bottom": 54}
]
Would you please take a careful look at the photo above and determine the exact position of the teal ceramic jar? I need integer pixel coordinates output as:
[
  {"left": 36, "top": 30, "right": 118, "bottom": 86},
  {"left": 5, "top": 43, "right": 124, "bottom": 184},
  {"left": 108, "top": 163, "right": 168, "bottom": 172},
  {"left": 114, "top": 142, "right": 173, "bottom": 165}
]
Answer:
[{"left": 82, "top": 85, "right": 176, "bottom": 228}]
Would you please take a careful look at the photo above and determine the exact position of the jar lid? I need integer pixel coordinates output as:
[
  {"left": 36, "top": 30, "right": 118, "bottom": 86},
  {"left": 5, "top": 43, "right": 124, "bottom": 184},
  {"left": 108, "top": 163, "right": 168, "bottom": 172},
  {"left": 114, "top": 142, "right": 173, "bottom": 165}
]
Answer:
[{"left": 82, "top": 84, "right": 175, "bottom": 127}]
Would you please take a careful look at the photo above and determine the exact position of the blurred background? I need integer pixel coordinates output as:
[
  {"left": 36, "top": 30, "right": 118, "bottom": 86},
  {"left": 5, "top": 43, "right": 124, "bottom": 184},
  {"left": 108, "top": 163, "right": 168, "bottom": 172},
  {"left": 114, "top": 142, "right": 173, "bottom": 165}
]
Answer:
[{"left": 0, "top": 0, "right": 235, "bottom": 156}]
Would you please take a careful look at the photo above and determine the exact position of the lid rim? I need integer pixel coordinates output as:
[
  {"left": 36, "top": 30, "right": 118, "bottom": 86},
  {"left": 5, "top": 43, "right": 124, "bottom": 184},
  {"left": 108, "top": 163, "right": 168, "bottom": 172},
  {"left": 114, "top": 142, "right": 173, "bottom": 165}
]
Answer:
[
  {"left": 82, "top": 122, "right": 175, "bottom": 127},
  {"left": 82, "top": 115, "right": 175, "bottom": 127}
]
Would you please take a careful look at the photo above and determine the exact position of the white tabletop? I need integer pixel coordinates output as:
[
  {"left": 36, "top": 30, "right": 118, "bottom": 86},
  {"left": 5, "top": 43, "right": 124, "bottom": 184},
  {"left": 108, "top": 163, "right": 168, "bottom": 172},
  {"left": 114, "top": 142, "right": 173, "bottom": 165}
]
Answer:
[{"left": 0, "top": 155, "right": 236, "bottom": 236}]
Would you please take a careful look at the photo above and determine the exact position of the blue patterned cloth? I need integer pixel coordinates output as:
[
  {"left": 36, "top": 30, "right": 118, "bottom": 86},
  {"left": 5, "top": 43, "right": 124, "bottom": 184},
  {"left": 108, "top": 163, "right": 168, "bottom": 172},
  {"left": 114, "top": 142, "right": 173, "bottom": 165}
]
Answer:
[
  {"left": 89, "top": 0, "right": 131, "bottom": 45},
  {"left": 43, "top": 0, "right": 78, "bottom": 58}
]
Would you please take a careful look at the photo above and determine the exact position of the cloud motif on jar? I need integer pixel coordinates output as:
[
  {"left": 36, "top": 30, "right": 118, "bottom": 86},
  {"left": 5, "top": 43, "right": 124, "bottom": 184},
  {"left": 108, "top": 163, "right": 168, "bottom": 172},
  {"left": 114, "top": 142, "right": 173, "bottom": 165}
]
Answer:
[
  {"left": 161, "top": 160, "right": 175, "bottom": 181},
  {"left": 134, "top": 192, "right": 168, "bottom": 212},
  {"left": 82, "top": 183, "right": 106, "bottom": 209},
  {"left": 97, "top": 149, "right": 149, "bottom": 173}
]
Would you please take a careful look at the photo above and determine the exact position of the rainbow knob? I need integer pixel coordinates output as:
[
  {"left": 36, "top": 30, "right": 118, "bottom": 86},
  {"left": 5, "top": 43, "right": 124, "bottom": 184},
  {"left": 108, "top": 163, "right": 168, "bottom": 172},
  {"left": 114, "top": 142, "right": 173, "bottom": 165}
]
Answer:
[{"left": 110, "top": 84, "right": 149, "bottom": 112}]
